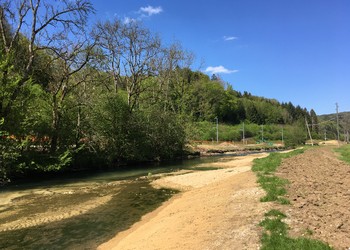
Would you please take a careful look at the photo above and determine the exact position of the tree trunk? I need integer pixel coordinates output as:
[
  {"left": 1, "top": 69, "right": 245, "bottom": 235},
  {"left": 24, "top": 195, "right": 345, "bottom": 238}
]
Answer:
[
  {"left": 75, "top": 106, "right": 81, "bottom": 148},
  {"left": 50, "top": 97, "right": 60, "bottom": 153}
]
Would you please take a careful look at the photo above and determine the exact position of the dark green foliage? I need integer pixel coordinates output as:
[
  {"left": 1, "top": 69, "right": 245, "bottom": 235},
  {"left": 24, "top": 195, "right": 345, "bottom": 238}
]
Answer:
[
  {"left": 284, "top": 124, "right": 307, "bottom": 147},
  {"left": 0, "top": 119, "right": 20, "bottom": 185},
  {"left": 89, "top": 92, "right": 186, "bottom": 164}
]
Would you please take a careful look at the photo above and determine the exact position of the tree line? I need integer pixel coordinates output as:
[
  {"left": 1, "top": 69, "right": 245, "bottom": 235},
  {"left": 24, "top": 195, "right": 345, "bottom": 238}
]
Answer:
[{"left": 0, "top": 0, "right": 318, "bottom": 183}]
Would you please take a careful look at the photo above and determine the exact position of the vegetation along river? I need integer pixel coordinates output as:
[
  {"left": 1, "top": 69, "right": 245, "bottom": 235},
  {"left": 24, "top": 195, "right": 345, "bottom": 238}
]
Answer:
[{"left": 0, "top": 155, "right": 238, "bottom": 250}]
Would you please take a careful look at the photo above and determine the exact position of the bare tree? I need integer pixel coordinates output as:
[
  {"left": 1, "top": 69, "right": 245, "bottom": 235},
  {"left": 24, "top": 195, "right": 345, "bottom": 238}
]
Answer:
[
  {"left": 0, "top": 0, "right": 93, "bottom": 120},
  {"left": 93, "top": 19, "right": 161, "bottom": 112},
  {"left": 46, "top": 38, "right": 94, "bottom": 152},
  {"left": 150, "top": 42, "right": 194, "bottom": 113},
  {"left": 92, "top": 19, "right": 123, "bottom": 93}
]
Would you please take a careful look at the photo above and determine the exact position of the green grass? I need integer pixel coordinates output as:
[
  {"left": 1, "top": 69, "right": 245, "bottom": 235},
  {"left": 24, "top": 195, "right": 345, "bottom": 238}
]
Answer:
[
  {"left": 260, "top": 209, "right": 332, "bottom": 250},
  {"left": 334, "top": 144, "right": 350, "bottom": 164},
  {"left": 253, "top": 149, "right": 332, "bottom": 249},
  {"left": 252, "top": 149, "right": 305, "bottom": 174},
  {"left": 252, "top": 149, "right": 304, "bottom": 203}
]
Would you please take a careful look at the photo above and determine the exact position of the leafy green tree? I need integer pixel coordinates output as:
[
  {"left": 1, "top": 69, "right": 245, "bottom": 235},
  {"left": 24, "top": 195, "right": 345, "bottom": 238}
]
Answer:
[
  {"left": 187, "top": 78, "right": 226, "bottom": 121},
  {"left": 0, "top": 118, "right": 20, "bottom": 184},
  {"left": 245, "top": 101, "right": 263, "bottom": 124},
  {"left": 0, "top": 0, "right": 93, "bottom": 121},
  {"left": 284, "top": 123, "right": 306, "bottom": 147}
]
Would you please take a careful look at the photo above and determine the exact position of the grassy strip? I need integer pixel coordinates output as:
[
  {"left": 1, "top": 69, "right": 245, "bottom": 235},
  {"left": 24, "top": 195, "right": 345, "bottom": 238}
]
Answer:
[
  {"left": 334, "top": 144, "right": 350, "bottom": 164},
  {"left": 260, "top": 210, "right": 332, "bottom": 250},
  {"left": 253, "top": 149, "right": 332, "bottom": 250},
  {"left": 252, "top": 149, "right": 304, "bottom": 204}
]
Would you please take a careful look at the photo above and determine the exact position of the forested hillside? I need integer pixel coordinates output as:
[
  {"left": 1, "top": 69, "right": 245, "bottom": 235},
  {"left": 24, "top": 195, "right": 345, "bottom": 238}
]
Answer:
[
  {"left": 0, "top": 0, "right": 318, "bottom": 183},
  {"left": 318, "top": 112, "right": 350, "bottom": 141}
]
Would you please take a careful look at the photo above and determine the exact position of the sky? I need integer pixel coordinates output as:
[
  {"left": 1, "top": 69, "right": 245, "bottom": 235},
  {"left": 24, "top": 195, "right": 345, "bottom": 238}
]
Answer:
[{"left": 88, "top": 0, "right": 350, "bottom": 115}]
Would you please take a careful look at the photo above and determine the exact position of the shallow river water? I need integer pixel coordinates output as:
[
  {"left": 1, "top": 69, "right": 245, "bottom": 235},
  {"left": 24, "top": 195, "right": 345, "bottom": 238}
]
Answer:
[{"left": 0, "top": 155, "right": 230, "bottom": 249}]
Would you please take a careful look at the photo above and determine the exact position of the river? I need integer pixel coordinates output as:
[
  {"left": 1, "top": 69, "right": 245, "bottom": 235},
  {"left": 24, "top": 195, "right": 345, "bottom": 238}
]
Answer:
[{"left": 0, "top": 155, "right": 231, "bottom": 250}]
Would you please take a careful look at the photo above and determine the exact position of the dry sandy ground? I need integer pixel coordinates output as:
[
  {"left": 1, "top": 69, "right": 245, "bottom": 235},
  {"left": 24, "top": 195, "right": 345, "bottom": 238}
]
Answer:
[{"left": 99, "top": 153, "right": 271, "bottom": 250}]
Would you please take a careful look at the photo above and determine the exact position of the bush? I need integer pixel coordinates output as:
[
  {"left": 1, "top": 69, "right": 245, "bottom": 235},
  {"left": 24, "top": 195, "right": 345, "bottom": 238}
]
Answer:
[
  {"left": 284, "top": 124, "right": 307, "bottom": 147},
  {"left": 89, "top": 93, "right": 186, "bottom": 165},
  {"left": 0, "top": 119, "right": 20, "bottom": 185}
]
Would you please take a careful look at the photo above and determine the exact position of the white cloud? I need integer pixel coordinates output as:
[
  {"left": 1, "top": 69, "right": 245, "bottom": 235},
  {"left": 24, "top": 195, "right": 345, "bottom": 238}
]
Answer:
[
  {"left": 223, "top": 36, "right": 238, "bottom": 41},
  {"left": 139, "top": 6, "right": 163, "bottom": 16},
  {"left": 205, "top": 65, "right": 238, "bottom": 74},
  {"left": 123, "top": 16, "right": 137, "bottom": 24}
]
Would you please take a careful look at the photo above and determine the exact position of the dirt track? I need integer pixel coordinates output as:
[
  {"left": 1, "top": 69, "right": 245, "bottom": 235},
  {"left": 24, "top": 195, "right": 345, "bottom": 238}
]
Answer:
[
  {"left": 277, "top": 147, "right": 350, "bottom": 249},
  {"left": 99, "top": 153, "right": 271, "bottom": 250}
]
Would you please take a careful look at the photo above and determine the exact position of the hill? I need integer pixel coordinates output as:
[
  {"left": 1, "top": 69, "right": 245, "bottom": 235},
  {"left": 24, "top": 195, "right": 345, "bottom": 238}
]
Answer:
[{"left": 318, "top": 112, "right": 350, "bottom": 141}]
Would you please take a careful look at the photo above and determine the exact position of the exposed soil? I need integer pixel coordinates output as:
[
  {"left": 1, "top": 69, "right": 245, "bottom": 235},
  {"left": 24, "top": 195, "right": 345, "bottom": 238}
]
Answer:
[
  {"left": 99, "top": 153, "right": 271, "bottom": 250},
  {"left": 277, "top": 146, "right": 350, "bottom": 250}
]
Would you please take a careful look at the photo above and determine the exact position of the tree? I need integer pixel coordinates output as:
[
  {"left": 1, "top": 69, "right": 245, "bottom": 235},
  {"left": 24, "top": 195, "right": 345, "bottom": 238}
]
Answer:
[
  {"left": 93, "top": 19, "right": 161, "bottom": 112},
  {"left": 245, "top": 101, "right": 263, "bottom": 124},
  {"left": 149, "top": 42, "right": 194, "bottom": 114},
  {"left": 46, "top": 39, "right": 94, "bottom": 152},
  {"left": 92, "top": 19, "right": 124, "bottom": 93},
  {"left": 284, "top": 123, "right": 307, "bottom": 147},
  {"left": 0, "top": 0, "right": 93, "bottom": 121}
]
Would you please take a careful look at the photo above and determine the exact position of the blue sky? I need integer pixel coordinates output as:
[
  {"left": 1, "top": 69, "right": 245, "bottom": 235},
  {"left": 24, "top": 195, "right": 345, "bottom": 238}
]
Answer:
[{"left": 89, "top": 0, "right": 350, "bottom": 115}]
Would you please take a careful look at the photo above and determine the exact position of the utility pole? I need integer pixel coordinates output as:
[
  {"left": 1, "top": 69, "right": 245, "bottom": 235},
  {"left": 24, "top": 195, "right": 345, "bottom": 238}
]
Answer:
[
  {"left": 261, "top": 125, "right": 264, "bottom": 142},
  {"left": 336, "top": 103, "right": 340, "bottom": 145},
  {"left": 324, "top": 130, "right": 327, "bottom": 141},
  {"left": 215, "top": 117, "right": 218, "bottom": 143},
  {"left": 305, "top": 117, "right": 313, "bottom": 146}
]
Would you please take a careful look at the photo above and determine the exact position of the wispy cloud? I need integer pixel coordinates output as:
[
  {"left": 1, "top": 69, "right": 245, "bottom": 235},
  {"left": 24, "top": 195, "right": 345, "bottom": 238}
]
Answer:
[
  {"left": 139, "top": 6, "right": 163, "bottom": 16},
  {"left": 205, "top": 65, "right": 238, "bottom": 74},
  {"left": 120, "top": 6, "right": 163, "bottom": 24},
  {"left": 223, "top": 36, "right": 238, "bottom": 41},
  {"left": 123, "top": 16, "right": 137, "bottom": 24}
]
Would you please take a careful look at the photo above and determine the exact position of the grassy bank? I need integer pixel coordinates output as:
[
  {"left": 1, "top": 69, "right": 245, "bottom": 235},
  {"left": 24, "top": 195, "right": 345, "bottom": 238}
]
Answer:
[
  {"left": 334, "top": 144, "right": 350, "bottom": 164},
  {"left": 252, "top": 149, "right": 332, "bottom": 250}
]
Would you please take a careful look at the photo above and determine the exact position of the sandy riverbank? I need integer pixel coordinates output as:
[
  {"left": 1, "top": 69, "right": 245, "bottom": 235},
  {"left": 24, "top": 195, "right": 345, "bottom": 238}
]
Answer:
[{"left": 99, "top": 153, "right": 271, "bottom": 250}]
